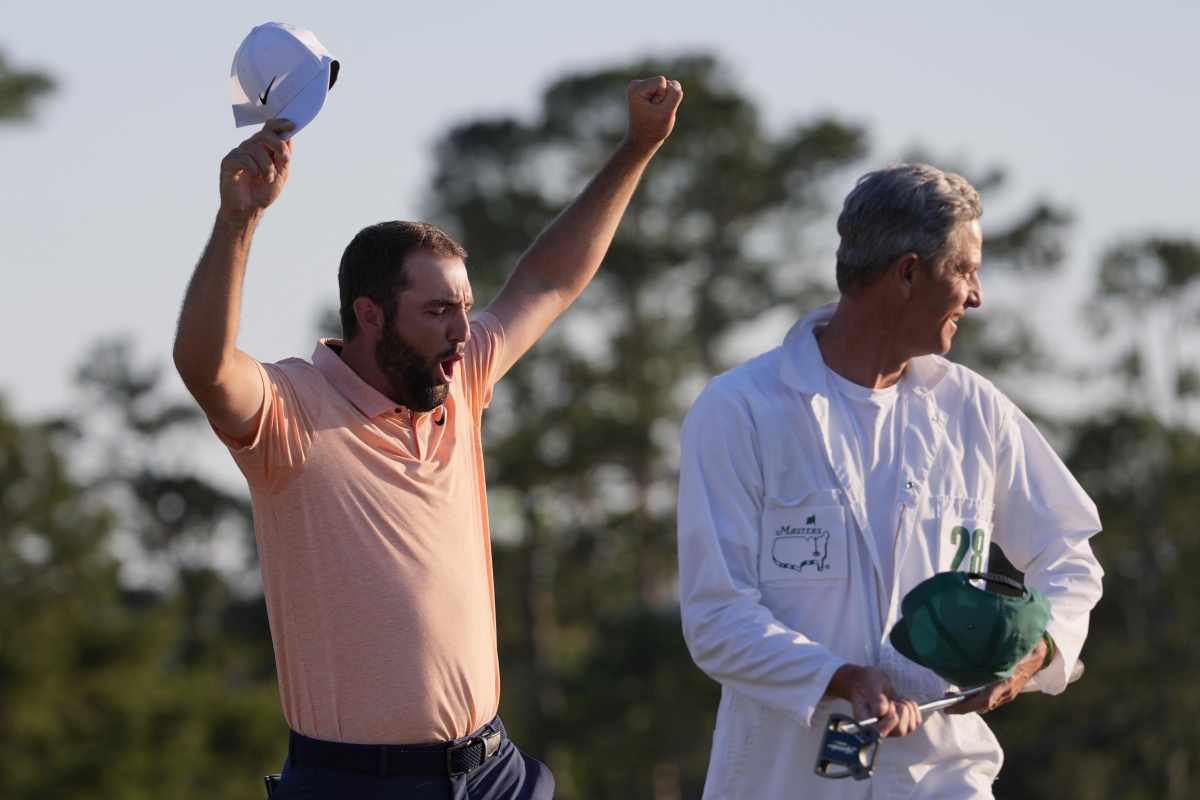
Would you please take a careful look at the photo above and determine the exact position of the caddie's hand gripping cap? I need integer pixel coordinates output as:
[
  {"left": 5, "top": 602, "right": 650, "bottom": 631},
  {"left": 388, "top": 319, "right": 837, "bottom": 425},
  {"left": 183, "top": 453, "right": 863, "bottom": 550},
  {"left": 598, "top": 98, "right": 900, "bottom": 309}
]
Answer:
[{"left": 889, "top": 571, "right": 1051, "bottom": 688}]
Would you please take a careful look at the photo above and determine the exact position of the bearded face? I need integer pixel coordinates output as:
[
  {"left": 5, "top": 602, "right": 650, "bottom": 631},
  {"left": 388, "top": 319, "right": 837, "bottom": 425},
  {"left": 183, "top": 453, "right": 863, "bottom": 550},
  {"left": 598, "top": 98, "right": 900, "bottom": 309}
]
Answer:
[
  {"left": 373, "top": 314, "right": 452, "bottom": 412},
  {"left": 359, "top": 251, "right": 471, "bottom": 412}
]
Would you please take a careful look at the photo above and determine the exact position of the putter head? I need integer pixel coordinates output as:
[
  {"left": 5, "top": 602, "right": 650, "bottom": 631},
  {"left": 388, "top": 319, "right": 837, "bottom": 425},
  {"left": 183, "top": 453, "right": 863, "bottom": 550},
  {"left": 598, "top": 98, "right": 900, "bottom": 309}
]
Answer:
[{"left": 814, "top": 714, "right": 880, "bottom": 780}]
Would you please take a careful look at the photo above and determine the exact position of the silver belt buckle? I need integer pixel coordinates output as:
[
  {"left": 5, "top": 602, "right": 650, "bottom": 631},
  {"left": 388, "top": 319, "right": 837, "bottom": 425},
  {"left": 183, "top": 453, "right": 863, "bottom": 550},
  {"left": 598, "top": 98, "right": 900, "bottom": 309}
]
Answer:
[
  {"left": 447, "top": 728, "right": 502, "bottom": 777},
  {"left": 482, "top": 728, "right": 502, "bottom": 760}
]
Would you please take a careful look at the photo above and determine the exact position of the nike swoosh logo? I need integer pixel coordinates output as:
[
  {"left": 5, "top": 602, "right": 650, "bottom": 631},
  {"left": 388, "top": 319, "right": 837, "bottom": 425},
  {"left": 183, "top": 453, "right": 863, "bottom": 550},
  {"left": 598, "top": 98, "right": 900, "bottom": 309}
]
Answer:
[{"left": 259, "top": 76, "right": 277, "bottom": 106}]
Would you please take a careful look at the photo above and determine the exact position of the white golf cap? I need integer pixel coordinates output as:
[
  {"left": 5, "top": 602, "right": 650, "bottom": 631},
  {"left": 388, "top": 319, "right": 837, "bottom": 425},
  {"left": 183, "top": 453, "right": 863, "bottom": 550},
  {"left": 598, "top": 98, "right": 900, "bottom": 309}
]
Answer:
[{"left": 231, "top": 22, "right": 339, "bottom": 139}]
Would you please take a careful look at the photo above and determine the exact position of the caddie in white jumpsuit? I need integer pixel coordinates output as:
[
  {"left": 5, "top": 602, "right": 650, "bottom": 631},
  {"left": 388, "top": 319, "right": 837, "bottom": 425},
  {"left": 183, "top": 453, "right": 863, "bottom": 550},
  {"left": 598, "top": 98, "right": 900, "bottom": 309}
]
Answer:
[{"left": 677, "top": 164, "right": 1103, "bottom": 799}]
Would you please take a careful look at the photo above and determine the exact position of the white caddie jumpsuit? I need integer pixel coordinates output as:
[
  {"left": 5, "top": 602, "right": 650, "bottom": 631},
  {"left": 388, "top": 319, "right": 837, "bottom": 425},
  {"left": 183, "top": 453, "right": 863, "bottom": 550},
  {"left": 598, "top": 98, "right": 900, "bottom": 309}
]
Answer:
[{"left": 677, "top": 304, "right": 1104, "bottom": 800}]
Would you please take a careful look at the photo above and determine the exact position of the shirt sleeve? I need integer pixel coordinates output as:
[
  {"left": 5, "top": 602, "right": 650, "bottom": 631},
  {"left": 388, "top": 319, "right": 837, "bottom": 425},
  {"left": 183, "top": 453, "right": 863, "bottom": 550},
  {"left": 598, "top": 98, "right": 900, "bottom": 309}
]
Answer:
[
  {"left": 677, "top": 383, "right": 846, "bottom": 726},
  {"left": 462, "top": 311, "right": 511, "bottom": 413},
  {"left": 210, "top": 360, "right": 317, "bottom": 493},
  {"left": 991, "top": 402, "right": 1104, "bottom": 694}
]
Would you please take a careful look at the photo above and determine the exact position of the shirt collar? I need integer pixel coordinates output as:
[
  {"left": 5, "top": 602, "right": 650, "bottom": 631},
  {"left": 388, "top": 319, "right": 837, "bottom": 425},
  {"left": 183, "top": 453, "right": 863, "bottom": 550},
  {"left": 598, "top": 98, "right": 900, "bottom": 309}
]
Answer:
[
  {"left": 779, "top": 302, "right": 950, "bottom": 394},
  {"left": 312, "top": 339, "right": 398, "bottom": 419}
]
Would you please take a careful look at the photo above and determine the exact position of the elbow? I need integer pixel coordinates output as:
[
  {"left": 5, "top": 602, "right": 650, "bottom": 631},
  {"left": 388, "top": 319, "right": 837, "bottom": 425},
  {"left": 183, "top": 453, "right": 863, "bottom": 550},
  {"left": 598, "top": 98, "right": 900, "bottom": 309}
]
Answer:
[
  {"left": 681, "top": 602, "right": 737, "bottom": 675},
  {"left": 172, "top": 337, "right": 208, "bottom": 392},
  {"left": 171, "top": 336, "right": 189, "bottom": 377},
  {"left": 172, "top": 338, "right": 196, "bottom": 386},
  {"left": 172, "top": 337, "right": 228, "bottom": 399}
]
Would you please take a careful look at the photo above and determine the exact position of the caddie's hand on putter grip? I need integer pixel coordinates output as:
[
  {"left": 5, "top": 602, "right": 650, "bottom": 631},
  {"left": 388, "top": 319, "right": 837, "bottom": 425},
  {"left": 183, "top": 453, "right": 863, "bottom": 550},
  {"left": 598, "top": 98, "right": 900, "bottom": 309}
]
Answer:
[
  {"left": 219, "top": 119, "right": 295, "bottom": 214},
  {"left": 829, "top": 664, "right": 924, "bottom": 738},
  {"left": 625, "top": 76, "right": 683, "bottom": 150}
]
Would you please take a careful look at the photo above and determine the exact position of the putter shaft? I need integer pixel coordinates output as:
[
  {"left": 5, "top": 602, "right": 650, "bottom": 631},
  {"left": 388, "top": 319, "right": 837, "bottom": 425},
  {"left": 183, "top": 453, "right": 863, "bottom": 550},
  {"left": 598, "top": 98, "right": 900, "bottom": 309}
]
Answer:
[{"left": 854, "top": 685, "right": 988, "bottom": 728}]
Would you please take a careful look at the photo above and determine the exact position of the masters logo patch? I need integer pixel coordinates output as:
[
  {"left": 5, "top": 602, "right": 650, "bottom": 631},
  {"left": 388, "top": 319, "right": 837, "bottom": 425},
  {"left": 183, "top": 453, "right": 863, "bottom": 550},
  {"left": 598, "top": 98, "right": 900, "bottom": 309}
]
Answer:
[
  {"left": 771, "top": 516, "right": 832, "bottom": 574},
  {"left": 760, "top": 499, "right": 848, "bottom": 583}
]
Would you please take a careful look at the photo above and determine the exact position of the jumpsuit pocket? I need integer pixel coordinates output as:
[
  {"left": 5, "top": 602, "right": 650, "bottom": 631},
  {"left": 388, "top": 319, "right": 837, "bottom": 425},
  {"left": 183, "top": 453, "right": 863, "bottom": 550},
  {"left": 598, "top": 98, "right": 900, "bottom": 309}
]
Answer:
[{"left": 759, "top": 491, "right": 849, "bottom": 583}]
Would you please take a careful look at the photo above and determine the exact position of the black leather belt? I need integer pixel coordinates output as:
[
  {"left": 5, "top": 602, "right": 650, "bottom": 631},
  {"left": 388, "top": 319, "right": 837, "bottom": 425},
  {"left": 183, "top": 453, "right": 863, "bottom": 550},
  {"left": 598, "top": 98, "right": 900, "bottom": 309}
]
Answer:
[{"left": 287, "top": 720, "right": 504, "bottom": 778}]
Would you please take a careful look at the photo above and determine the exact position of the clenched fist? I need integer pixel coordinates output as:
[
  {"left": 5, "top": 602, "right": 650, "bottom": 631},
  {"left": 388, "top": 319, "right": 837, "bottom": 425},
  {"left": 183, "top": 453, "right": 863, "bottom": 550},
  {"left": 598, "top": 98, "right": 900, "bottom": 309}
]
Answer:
[
  {"left": 625, "top": 76, "right": 683, "bottom": 151},
  {"left": 219, "top": 119, "right": 295, "bottom": 214}
]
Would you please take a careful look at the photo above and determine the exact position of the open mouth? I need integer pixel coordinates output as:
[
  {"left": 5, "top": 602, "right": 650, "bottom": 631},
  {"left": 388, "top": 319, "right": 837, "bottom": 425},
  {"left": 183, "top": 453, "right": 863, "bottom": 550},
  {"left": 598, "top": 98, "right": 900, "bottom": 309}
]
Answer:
[{"left": 438, "top": 353, "right": 463, "bottom": 382}]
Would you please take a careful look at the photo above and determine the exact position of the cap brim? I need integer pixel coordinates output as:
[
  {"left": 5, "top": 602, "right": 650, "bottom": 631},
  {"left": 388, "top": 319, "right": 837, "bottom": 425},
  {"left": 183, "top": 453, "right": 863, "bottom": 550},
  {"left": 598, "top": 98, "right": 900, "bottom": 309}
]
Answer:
[
  {"left": 275, "top": 60, "right": 334, "bottom": 140},
  {"left": 232, "top": 102, "right": 264, "bottom": 128},
  {"left": 889, "top": 620, "right": 922, "bottom": 666}
]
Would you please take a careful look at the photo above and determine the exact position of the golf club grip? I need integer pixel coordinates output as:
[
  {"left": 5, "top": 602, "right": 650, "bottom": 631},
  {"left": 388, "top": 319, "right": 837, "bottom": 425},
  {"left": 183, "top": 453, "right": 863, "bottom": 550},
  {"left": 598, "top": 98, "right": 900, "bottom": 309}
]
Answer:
[{"left": 855, "top": 686, "right": 989, "bottom": 727}]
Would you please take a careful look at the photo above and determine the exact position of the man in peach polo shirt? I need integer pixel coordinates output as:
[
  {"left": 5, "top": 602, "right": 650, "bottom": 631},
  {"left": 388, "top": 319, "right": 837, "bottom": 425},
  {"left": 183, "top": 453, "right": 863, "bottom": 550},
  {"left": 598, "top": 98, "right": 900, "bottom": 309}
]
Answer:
[{"left": 174, "top": 77, "right": 683, "bottom": 799}]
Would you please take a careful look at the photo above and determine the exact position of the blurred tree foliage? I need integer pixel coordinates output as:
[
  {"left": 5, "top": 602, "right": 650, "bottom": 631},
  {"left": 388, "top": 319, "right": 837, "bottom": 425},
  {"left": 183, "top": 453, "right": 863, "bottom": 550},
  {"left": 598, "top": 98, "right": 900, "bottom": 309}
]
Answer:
[
  {"left": 0, "top": 49, "right": 55, "bottom": 123},
  {"left": 1091, "top": 238, "right": 1200, "bottom": 423},
  {"left": 0, "top": 384, "right": 283, "bottom": 800},
  {"left": 2, "top": 50, "right": 1198, "bottom": 800},
  {"left": 0, "top": 340, "right": 285, "bottom": 796}
]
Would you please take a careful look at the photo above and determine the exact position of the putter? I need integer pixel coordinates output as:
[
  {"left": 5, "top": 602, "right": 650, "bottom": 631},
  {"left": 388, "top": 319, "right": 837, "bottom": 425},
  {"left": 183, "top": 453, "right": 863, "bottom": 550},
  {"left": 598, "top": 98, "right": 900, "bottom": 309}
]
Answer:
[
  {"left": 815, "top": 686, "right": 990, "bottom": 781},
  {"left": 814, "top": 659, "right": 1086, "bottom": 781}
]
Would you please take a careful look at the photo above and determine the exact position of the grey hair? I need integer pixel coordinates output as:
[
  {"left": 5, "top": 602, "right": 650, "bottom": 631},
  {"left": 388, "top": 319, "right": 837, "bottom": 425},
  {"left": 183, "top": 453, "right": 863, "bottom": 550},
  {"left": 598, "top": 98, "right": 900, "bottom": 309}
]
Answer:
[{"left": 835, "top": 163, "right": 982, "bottom": 294}]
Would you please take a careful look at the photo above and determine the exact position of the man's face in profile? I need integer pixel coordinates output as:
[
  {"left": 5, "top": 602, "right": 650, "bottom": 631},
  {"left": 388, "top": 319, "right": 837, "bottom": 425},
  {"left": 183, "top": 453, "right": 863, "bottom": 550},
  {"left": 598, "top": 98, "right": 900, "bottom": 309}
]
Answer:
[
  {"left": 906, "top": 219, "right": 984, "bottom": 357},
  {"left": 375, "top": 252, "right": 473, "bottom": 411}
]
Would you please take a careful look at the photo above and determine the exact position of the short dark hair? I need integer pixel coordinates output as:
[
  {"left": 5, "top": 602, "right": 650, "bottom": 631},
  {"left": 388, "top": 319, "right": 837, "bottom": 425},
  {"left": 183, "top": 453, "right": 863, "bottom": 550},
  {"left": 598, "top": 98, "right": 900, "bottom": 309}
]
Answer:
[{"left": 337, "top": 221, "right": 468, "bottom": 340}]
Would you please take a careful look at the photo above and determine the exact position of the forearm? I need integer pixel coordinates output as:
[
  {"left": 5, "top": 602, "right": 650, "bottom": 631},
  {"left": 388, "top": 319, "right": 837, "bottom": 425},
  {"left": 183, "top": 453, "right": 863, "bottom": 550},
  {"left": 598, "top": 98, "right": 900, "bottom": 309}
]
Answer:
[
  {"left": 681, "top": 584, "right": 845, "bottom": 725},
  {"left": 1024, "top": 552, "right": 1100, "bottom": 692},
  {"left": 173, "top": 208, "right": 262, "bottom": 387},
  {"left": 994, "top": 405, "right": 1104, "bottom": 691},
  {"left": 512, "top": 139, "right": 658, "bottom": 301}
]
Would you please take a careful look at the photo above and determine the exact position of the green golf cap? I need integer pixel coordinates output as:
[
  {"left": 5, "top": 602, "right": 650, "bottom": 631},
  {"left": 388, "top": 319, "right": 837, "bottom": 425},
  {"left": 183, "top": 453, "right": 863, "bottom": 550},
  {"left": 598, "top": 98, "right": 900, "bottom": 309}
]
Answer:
[{"left": 889, "top": 571, "right": 1051, "bottom": 688}]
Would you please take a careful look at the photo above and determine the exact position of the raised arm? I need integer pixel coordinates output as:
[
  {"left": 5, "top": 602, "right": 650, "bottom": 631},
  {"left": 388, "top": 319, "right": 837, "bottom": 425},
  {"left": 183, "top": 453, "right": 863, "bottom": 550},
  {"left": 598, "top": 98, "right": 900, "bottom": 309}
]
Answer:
[
  {"left": 173, "top": 120, "right": 294, "bottom": 441},
  {"left": 485, "top": 76, "right": 683, "bottom": 367}
]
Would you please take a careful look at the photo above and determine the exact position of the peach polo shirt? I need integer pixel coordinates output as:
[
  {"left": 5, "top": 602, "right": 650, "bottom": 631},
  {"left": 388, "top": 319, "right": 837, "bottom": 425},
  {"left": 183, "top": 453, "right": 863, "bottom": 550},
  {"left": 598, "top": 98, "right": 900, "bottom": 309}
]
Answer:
[{"left": 216, "top": 312, "right": 510, "bottom": 745}]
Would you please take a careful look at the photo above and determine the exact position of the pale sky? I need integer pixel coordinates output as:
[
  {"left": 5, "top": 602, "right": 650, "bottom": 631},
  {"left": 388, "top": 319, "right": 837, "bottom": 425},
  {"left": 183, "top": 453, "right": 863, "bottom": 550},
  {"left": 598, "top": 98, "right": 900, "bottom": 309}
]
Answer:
[{"left": 4, "top": 0, "right": 1198, "bottom": 432}]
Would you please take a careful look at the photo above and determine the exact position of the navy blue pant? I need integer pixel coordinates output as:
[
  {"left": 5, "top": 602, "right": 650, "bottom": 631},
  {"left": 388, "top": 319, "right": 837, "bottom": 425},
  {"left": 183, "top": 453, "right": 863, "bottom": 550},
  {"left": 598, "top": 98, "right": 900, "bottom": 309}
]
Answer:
[{"left": 270, "top": 718, "right": 554, "bottom": 800}]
